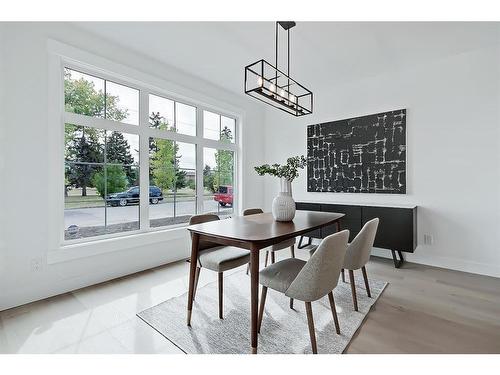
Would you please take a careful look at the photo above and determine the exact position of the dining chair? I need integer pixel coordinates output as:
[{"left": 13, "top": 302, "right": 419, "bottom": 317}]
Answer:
[
  {"left": 189, "top": 214, "right": 251, "bottom": 319},
  {"left": 257, "top": 230, "right": 350, "bottom": 354},
  {"left": 309, "top": 218, "right": 379, "bottom": 311},
  {"left": 243, "top": 208, "right": 296, "bottom": 267},
  {"left": 341, "top": 218, "right": 379, "bottom": 311}
]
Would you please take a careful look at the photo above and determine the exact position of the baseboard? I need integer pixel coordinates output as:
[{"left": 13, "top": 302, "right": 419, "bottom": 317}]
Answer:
[
  {"left": 0, "top": 253, "right": 187, "bottom": 312},
  {"left": 305, "top": 241, "right": 500, "bottom": 278},
  {"left": 371, "top": 247, "right": 500, "bottom": 278}
]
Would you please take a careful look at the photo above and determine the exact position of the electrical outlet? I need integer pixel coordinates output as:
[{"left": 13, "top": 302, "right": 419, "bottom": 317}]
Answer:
[
  {"left": 30, "top": 257, "right": 43, "bottom": 272},
  {"left": 423, "top": 234, "right": 434, "bottom": 245}
]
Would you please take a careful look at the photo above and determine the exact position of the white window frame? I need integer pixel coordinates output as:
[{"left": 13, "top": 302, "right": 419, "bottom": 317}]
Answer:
[{"left": 47, "top": 40, "right": 241, "bottom": 253}]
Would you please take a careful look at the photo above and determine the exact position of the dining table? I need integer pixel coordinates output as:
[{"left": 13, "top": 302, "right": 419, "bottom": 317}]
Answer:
[{"left": 186, "top": 210, "right": 344, "bottom": 354}]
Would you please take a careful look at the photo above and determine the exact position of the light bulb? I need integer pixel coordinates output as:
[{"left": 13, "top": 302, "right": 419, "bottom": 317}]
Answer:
[
  {"left": 257, "top": 76, "right": 263, "bottom": 87},
  {"left": 289, "top": 94, "right": 296, "bottom": 103},
  {"left": 269, "top": 83, "right": 276, "bottom": 93},
  {"left": 279, "top": 89, "right": 286, "bottom": 97}
]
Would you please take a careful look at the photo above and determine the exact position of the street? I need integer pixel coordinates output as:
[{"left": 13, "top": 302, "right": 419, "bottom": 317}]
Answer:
[{"left": 64, "top": 199, "right": 232, "bottom": 228}]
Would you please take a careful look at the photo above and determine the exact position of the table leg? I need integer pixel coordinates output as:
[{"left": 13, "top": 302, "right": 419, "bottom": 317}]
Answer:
[
  {"left": 187, "top": 233, "right": 200, "bottom": 326},
  {"left": 336, "top": 219, "right": 341, "bottom": 232},
  {"left": 250, "top": 245, "right": 260, "bottom": 354}
]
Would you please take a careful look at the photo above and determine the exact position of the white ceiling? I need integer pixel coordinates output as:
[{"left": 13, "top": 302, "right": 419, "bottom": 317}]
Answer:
[{"left": 74, "top": 22, "right": 500, "bottom": 96}]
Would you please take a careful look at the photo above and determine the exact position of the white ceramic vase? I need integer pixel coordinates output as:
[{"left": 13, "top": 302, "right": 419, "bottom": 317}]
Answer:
[{"left": 272, "top": 178, "right": 296, "bottom": 222}]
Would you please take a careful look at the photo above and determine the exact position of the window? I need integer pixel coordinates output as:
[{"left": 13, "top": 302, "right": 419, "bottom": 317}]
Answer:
[
  {"left": 63, "top": 66, "right": 238, "bottom": 243},
  {"left": 203, "top": 148, "right": 234, "bottom": 217},
  {"left": 203, "top": 110, "right": 236, "bottom": 143},
  {"left": 149, "top": 139, "right": 197, "bottom": 228},
  {"left": 64, "top": 125, "right": 140, "bottom": 240},
  {"left": 149, "top": 94, "right": 196, "bottom": 136}
]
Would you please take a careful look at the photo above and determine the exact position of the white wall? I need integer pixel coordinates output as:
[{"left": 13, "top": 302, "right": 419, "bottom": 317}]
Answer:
[
  {"left": 0, "top": 24, "right": 7, "bottom": 290},
  {"left": 0, "top": 23, "right": 265, "bottom": 310},
  {"left": 263, "top": 44, "right": 500, "bottom": 277}
]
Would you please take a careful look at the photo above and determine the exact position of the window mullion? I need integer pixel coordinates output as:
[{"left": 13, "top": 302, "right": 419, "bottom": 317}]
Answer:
[
  {"left": 196, "top": 107, "right": 204, "bottom": 214},
  {"left": 139, "top": 89, "right": 150, "bottom": 231},
  {"left": 64, "top": 112, "right": 140, "bottom": 135}
]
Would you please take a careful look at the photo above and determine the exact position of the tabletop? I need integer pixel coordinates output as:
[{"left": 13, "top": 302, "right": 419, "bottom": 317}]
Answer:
[{"left": 187, "top": 211, "right": 344, "bottom": 244}]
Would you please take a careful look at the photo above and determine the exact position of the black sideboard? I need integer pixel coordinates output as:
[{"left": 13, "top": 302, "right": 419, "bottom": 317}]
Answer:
[{"left": 295, "top": 201, "right": 417, "bottom": 268}]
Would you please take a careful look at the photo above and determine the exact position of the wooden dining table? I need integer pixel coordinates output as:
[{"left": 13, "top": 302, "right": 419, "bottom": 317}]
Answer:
[{"left": 186, "top": 210, "right": 344, "bottom": 354}]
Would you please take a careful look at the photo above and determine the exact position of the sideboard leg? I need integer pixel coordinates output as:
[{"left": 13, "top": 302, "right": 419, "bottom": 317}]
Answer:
[
  {"left": 297, "top": 236, "right": 312, "bottom": 249},
  {"left": 391, "top": 250, "right": 405, "bottom": 268},
  {"left": 298, "top": 236, "right": 304, "bottom": 248}
]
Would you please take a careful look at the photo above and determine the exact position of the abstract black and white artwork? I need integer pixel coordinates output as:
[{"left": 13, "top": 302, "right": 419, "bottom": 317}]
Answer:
[{"left": 307, "top": 109, "right": 406, "bottom": 194}]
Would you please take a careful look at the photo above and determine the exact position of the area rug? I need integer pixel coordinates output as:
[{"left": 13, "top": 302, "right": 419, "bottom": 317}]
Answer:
[{"left": 137, "top": 271, "right": 387, "bottom": 354}]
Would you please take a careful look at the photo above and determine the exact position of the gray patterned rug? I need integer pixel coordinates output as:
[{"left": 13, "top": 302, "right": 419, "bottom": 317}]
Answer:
[{"left": 138, "top": 270, "right": 387, "bottom": 354}]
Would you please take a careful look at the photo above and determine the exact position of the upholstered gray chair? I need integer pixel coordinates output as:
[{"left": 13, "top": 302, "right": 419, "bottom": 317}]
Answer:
[
  {"left": 257, "top": 230, "right": 350, "bottom": 354},
  {"left": 189, "top": 214, "right": 250, "bottom": 319},
  {"left": 243, "top": 208, "right": 296, "bottom": 267},
  {"left": 342, "top": 218, "right": 379, "bottom": 311}
]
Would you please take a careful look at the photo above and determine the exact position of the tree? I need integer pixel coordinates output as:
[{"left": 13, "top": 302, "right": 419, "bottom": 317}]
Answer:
[
  {"left": 149, "top": 112, "right": 179, "bottom": 191},
  {"left": 64, "top": 70, "right": 128, "bottom": 121},
  {"left": 213, "top": 126, "right": 234, "bottom": 191},
  {"left": 91, "top": 165, "right": 129, "bottom": 198},
  {"left": 106, "top": 131, "right": 135, "bottom": 184},
  {"left": 203, "top": 165, "right": 216, "bottom": 193},
  {"left": 65, "top": 126, "right": 104, "bottom": 196},
  {"left": 187, "top": 177, "right": 196, "bottom": 191},
  {"left": 106, "top": 132, "right": 133, "bottom": 165},
  {"left": 175, "top": 169, "right": 188, "bottom": 190},
  {"left": 150, "top": 137, "right": 177, "bottom": 191},
  {"left": 64, "top": 70, "right": 129, "bottom": 196}
]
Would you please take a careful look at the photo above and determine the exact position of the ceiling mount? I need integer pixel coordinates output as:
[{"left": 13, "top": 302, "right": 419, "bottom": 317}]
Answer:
[
  {"left": 277, "top": 21, "right": 296, "bottom": 30},
  {"left": 244, "top": 21, "right": 313, "bottom": 117}
]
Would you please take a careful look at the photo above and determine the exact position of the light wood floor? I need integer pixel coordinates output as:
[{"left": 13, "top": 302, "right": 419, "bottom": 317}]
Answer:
[
  {"left": 1, "top": 250, "right": 499, "bottom": 353},
  {"left": 346, "top": 257, "right": 500, "bottom": 353}
]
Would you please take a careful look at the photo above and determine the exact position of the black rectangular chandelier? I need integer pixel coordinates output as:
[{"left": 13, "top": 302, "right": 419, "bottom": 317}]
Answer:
[{"left": 244, "top": 22, "right": 313, "bottom": 117}]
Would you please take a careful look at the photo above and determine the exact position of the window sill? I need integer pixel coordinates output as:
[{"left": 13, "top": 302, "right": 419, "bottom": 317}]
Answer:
[{"left": 48, "top": 225, "right": 190, "bottom": 265}]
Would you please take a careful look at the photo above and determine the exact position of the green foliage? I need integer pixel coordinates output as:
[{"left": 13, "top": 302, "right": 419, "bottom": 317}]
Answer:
[
  {"left": 149, "top": 112, "right": 178, "bottom": 191},
  {"left": 65, "top": 126, "right": 104, "bottom": 196},
  {"left": 91, "top": 165, "right": 128, "bottom": 198},
  {"left": 203, "top": 165, "right": 216, "bottom": 193},
  {"left": 150, "top": 137, "right": 176, "bottom": 191},
  {"left": 106, "top": 131, "right": 135, "bottom": 183},
  {"left": 64, "top": 70, "right": 128, "bottom": 121},
  {"left": 175, "top": 169, "right": 188, "bottom": 190},
  {"left": 106, "top": 132, "right": 134, "bottom": 165},
  {"left": 149, "top": 112, "right": 192, "bottom": 192},
  {"left": 254, "top": 155, "right": 307, "bottom": 182},
  {"left": 187, "top": 178, "right": 196, "bottom": 191}
]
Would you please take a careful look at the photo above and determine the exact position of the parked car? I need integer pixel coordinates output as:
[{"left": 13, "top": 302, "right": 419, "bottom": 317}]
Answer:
[
  {"left": 106, "top": 186, "right": 163, "bottom": 206},
  {"left": 213, "top": 185, "right": 233, "bottom": 206}
]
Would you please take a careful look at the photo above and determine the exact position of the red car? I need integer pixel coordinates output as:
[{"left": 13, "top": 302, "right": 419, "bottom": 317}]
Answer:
[{"left": 213, "top": 185, "right": 233, "bottom": 206}]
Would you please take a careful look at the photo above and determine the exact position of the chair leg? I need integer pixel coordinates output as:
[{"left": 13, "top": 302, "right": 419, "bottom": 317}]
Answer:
[
  {"left": 361, "top": 266, "right": 371, "bottom": 298},
  {"left": 305, "top": 302, "right": 318, "bottom": 354},
  {"left": 289, "top": 298, "right": 294, "bottom": 309},
  {"left": 271, "top": 252, "right": 276, "bottom": 264},
  {"left": 264, "top": 251, "right": 269, "bottom": 267},
  {"left": 328, "top": 292, "right": 340, "bottom": 334},
  {"left": 341, "top": 268, "right": 345, "bottom": 283},
  {"left": 348, "top": 270, "right": 358, "bottom": 311},
  {"left": 218, "top": 272, "right": 223, "bottom": 319},
  {"left": 290, "top": 245, "right": 295, "bottom": 258},
  {"left": 257, "top": 286, "right": 267, "bottom": 333},
  {"left": 246, "top": 263, "right": 249, "bottom": 275},
  {"left": 192, "top": 266, "right": 201, "bottom": 301}
]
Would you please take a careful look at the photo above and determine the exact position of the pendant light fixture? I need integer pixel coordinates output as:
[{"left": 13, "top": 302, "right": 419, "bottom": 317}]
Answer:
[{"left": 244, "top": 21, "right": 313, "bottom": 116}]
